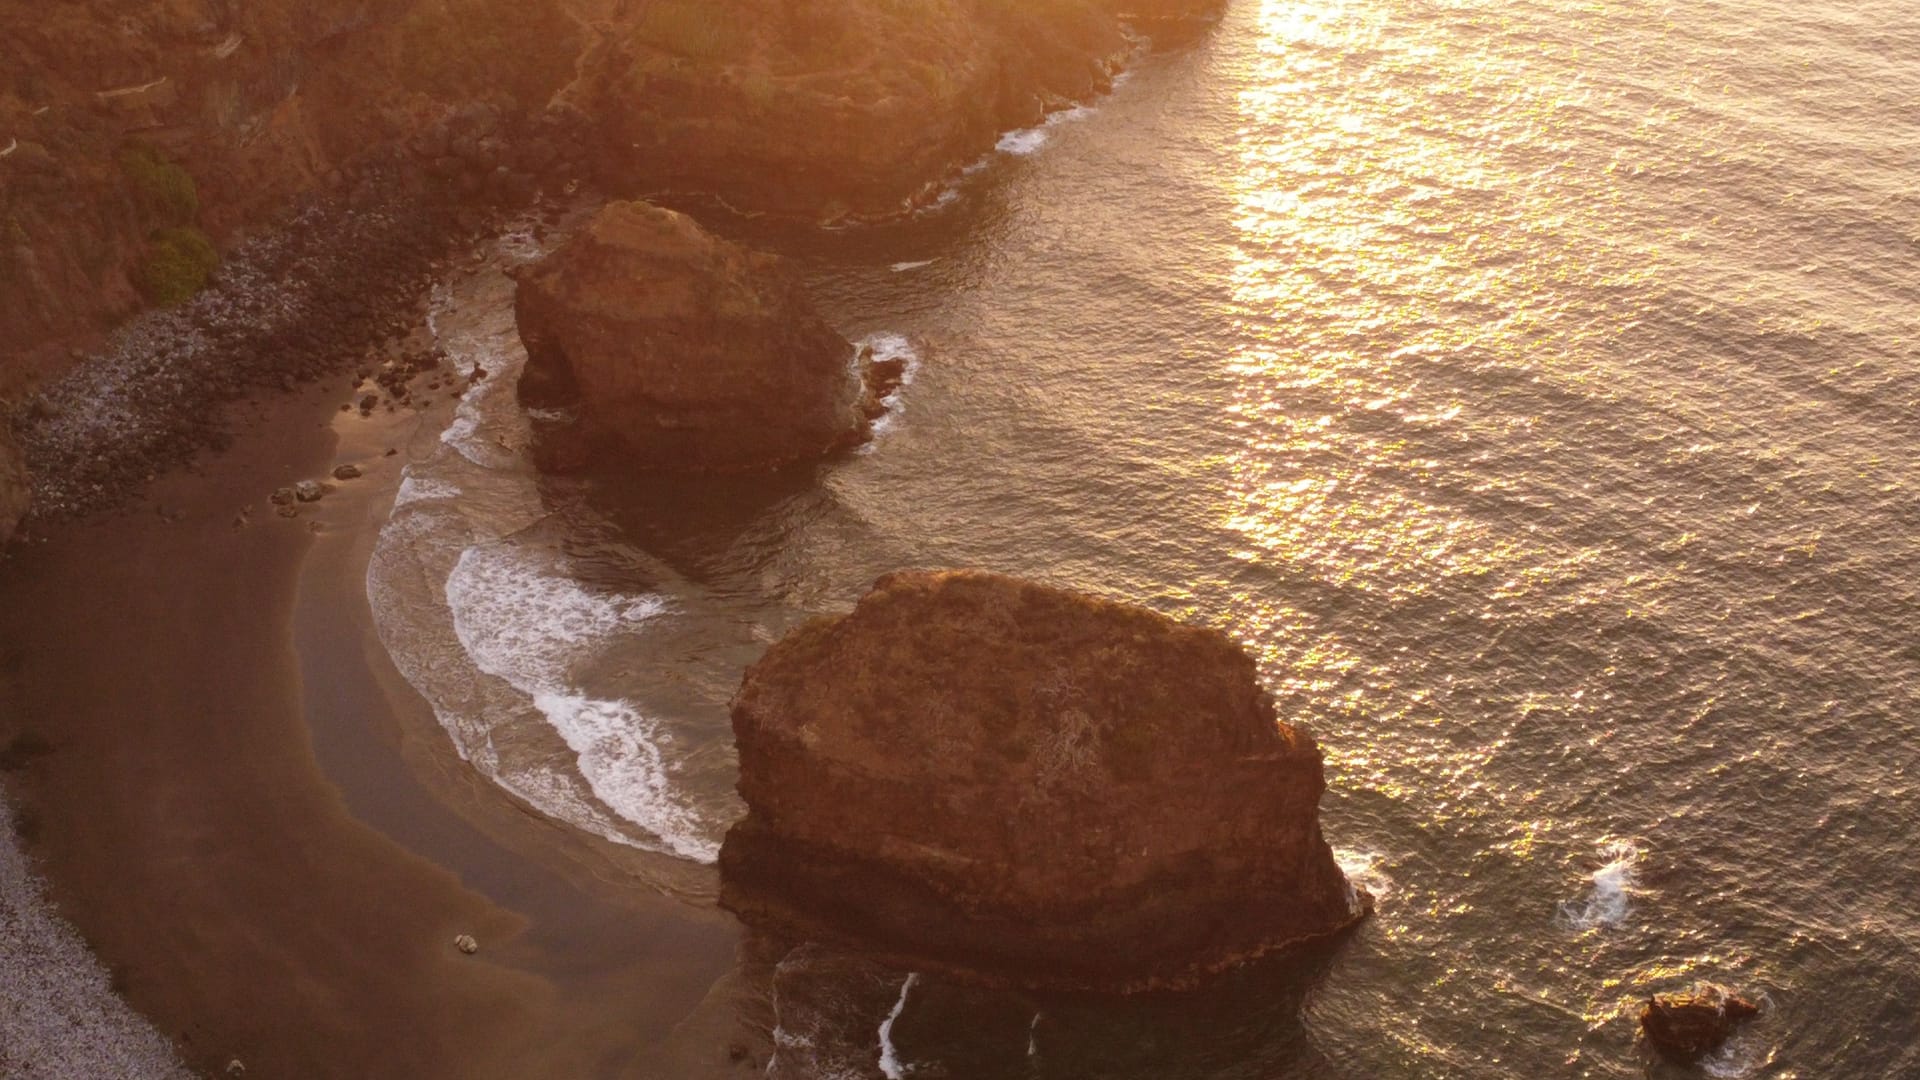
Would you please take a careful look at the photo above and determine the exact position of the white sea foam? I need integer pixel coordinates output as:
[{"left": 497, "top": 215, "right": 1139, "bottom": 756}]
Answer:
[
  {"left": 763, "top": 945, "right": 884, "bottom": 1080},
  {"left": 1026, "top": 1012, "right": 1042, "bottom": 1060},
  {"left": 890, "top": 259, "right": 936, "bottom": 273},
  {"left": 996, "top": 105, "right": 1096, "bottom": 156},
  {"left": 857, "top": 332, "right": 923, "bottom": 443},
  {"left": 1558, "top": 839, "right": 1644, "bottom": 930},
  {"left": 876, "top": 973, "right": 920, "bottom": 1080},
  {"left": 1334, "top": 847, "right": 1394, "bottom": 914},
  {"left": 368, "top": 221, "right": 725, "bottom": 865},
  {"left": 1700, "top": 1027, "right": 1772, "bottom": 1078},
  {"left": 393, "top": 474, "right": 460, "bottom": 509}
]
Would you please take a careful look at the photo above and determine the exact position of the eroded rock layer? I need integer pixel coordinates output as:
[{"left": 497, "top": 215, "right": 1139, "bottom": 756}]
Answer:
[
  {"left": 0, "top": 421, "right": 27, "bottom": 548},
  {"left": 720, "top": 569, "right": 1367, "bottom": 992}
]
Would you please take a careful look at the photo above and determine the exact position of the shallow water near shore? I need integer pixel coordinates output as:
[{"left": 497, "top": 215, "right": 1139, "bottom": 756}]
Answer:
[{"left": 371, "top": 1, "right": 1920, "bottom": 1075}]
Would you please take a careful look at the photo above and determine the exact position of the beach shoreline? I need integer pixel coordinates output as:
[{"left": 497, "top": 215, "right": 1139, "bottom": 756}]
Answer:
[{"left": 0, "top": 270, "right": 744, "bottom": 1076}]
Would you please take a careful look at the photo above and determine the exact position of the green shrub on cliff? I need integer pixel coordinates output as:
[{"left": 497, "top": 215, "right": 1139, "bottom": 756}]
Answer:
[
  {"left": 134, "top": 226, "right": 218, "bottom": 306},
  {"left": 118, "top": 145, "right": 198, "bottom": 224}
]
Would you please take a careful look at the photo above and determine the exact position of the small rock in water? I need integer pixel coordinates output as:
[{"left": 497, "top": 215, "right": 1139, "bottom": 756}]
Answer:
[
  {"left": 294, "top": 480, "right": 326, "bottom": 502},
  {"left": 225, "top": 1058, "right": 246, "bottom": 1076},
  {"left": 275, "top": 505, "right": 300, "bottom": 519},
  {"left": 270, "top": 486, "right": 296, "bottom": 506},
  {"left": 454, "top": 934, "right": 480, "bottom": 955},
  {"left": 1641, "top": 983, "right": 1760, "bottom": 1064},
  {"left": 332, "top": 464, "right": 362, "bottom": 481}
]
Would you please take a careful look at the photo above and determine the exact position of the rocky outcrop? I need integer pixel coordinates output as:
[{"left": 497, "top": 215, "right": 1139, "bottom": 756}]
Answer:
[
  {"left": 0, "top": 420, "right": 27, "bottom": 547},
  {"left": 719, "top": 570, "right": 1368, "bottom": 993},
  {"left": 578, "top": 0, "right": 1130, "bottom": 223},
  {"left": 3, "top": 0, "right": 1232, "bottom": 383},
  {"left": 0, "top": 0, "right": 581, "bottom": 388},
  {"left": 1640, "top": 984, "right": 1760, "bottom": 1065},
  {"left": 513, "top": 201, "right": 870, "bottom": 472}
]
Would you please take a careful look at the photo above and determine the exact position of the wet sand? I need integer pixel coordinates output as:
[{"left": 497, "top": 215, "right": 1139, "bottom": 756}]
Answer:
[{"left": 0, "top": 355, "right": 747, "bottom": 1077}]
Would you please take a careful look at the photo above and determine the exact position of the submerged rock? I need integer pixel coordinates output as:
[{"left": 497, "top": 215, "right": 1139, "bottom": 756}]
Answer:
[
  {"left": 1640, "top": 983, "right": 1760, "bottom": 1064},
  {"left": 719, "top": 570, "right": 1368, "bottom": 993},
  {"left": 0, "top": 422, "right": 28, "bottom": 549},
  {"left": 513, "top": 201, "right": 871, "bottom": 471}
]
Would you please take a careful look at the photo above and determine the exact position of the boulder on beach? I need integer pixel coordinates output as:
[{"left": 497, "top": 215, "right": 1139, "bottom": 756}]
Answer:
[
  {"left": 0, "top": 422, "right": 29, "bottom": 548},
  {"left": 1640, "top": 983, "right": 1760, "bottom": 1064},
  {"left": 513, "top": 201, "right": 870, "bottom": 472},
  {"left": 718, "top": 570, "right": 1369, "bottom": 993}
]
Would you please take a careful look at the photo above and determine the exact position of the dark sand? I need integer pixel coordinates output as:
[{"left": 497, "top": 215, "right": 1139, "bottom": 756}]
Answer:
[{"left": 0, "top": 360, "right": 750, "bottom": 1077}]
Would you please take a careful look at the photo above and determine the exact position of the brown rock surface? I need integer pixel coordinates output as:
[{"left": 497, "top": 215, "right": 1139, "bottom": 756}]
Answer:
[
  {"left": 719, "top": 569, "right": 1368, "bottom": 992},
  {"left": 579, "top": 0, "right": 1130, "bottom": 222},
  {"left": 513, "top": 201, "right": 868, "bottom": 471},
  {"left": 0, "top": 420, "right": 26, "bottom": 547},
  {"left": 0, "top": 0, "right": 582, "bottom": 385},
  {"left": 1640, "top": 984, "right": 1760, "bottom": 1064}
]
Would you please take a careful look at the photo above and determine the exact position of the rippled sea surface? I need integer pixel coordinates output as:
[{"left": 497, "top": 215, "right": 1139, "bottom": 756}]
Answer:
[{"left": 372, "top": 1, "right": 1920, "bottom": 1075}]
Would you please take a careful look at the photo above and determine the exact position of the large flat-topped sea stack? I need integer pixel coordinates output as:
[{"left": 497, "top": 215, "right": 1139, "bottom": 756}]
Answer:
[
  {"left": 719, "top": 570, "right": 1368, "bottom": 992},
  {"left": 513, "top": 201, "right": 869, "bottom": 471}
]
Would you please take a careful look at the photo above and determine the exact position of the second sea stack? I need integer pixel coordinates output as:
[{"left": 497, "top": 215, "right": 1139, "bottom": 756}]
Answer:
[
  {"left": 512, "top": 201, "right": 869, "bottom": 471},
  {"left": 719, "top": 570, "right": 1369, "bottom": 993}
]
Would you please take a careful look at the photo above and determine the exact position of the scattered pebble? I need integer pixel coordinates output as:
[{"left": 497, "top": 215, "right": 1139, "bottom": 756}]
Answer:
[
  {"left": 332, "top": 464, "right": 362, "bottom": 481},
  {"left": 12, "top": 172, "right": 480, "bottom": 525},
  {"left": 454, "top": 934, "right": 479, "bottom": 955},
  {"left": 293, "top": 480, "right": 326, "bottom": 503},
  {"left": 0, "top": 796, "right": 195, "bottom": 1078}
]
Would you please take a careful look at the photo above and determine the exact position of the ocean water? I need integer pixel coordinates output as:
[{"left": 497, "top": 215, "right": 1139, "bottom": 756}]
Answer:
[{"left": 370, "top": 0, "right": 1920, "bottom": 1074}]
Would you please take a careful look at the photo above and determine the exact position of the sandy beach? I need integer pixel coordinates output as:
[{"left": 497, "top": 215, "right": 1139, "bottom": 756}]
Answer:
[{"left": 0, "top": 331, "right": 748, "bottom": 1077}]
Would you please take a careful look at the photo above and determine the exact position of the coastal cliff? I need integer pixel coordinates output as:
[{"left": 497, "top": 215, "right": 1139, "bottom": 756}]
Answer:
[
  {"left": 720, "top": 570, "right": 1368, "bottom": 993},
  {"left": 0, "top": 0, "right": 581, "bottom": 387},
  {"left": 0, "top": 0, "right": 1223, "bottom": 392}
]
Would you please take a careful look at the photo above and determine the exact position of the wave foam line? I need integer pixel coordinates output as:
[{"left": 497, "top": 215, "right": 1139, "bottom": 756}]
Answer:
[
  {"left": 446, "top": 543, "right": 716, "bottom": 863},
  {"left": 1558, "top": 839, "right": 1643, "bottom": 930},
  {"left": 877, "top": 973, "right": 921, "bottom": 1080}
]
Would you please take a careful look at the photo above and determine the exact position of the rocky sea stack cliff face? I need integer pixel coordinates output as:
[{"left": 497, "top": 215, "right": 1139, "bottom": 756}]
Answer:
[
  {"left": 720, "top": 570, "right": 1368, "bottom": 992},
  {"left": 513, "top": 200, "right": 874, "bottom": 471}
]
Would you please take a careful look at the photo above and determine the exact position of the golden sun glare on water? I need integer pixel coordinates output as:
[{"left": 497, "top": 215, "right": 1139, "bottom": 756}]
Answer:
[
  {"left": 1225, "top": 0, "right": 1585, "bottom": 601},
  {"left": 1216, "top": 0, "right": 1647, "bottom": 891},
  {"left": 1213, "top": 1, "right": 1784, "bottom": 1032}
]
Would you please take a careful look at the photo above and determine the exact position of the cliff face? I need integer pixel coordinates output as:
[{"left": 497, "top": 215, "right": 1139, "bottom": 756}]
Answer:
[
  {"left": 513, "top": 200, "right": 869, "bottom": 471},
  {"left": 720, "top": 570, "right": 1367, "bottom": 993},
  {"left": 578, "top": 0, "right": 1132, "bottom": 221},
  {"left": 0, "top": 0, "right": 1223, "bottom": 392},
  {"left": 0, "top": 0, "right": 581, "bottom": 388}
]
